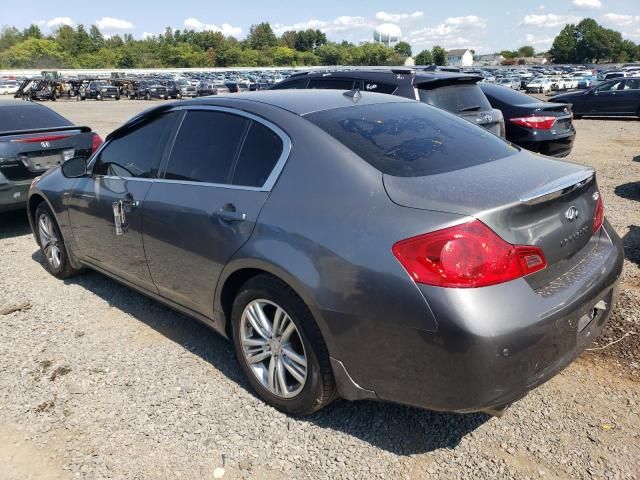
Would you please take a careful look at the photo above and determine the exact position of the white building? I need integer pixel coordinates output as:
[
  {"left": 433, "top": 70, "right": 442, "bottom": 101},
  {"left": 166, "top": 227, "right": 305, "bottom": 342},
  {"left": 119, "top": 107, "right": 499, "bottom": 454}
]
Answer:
[{"left": 446, "top": 49, "right": 474, "bottom": 67}]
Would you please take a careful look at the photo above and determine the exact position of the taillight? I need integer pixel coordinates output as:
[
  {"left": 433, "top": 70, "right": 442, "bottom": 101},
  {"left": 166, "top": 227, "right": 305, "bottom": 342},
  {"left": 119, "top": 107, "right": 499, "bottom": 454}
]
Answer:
[
  {"left": 593, "top": 192, "right": 604, "bottom": 232},
  {"left": 509, "top": 116, "right": 557, "bottom": 130},
  {"left": 91, "top": 132, "right": 103, "bottom": 153},
  {"left": 392, "top": 220, "right": 547, "bottom": 288}
]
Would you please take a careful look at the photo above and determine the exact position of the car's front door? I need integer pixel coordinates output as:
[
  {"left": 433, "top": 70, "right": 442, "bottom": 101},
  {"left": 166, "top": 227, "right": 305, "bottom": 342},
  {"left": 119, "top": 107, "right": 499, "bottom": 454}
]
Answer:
[
  {"left": 67, "top": 112, "right": 178, "bottom": 291},
  {"left": 142, "top": 108, "right": 288, "bottom": 318},
  {"left": 587, "top": 80, "right": 621, "bottom": 114}
]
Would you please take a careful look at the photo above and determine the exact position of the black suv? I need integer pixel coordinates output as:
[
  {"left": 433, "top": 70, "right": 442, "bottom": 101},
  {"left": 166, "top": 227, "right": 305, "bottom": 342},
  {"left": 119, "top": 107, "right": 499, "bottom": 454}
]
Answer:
[
  {"left": 78, "top": 81, "right": 120, "bottom": 101},
  {"left": 271, "top": 69, "right": 505, "bottom": 137},
  {"left": 126, "top": 80, "right": 168, "bottom": 100}
]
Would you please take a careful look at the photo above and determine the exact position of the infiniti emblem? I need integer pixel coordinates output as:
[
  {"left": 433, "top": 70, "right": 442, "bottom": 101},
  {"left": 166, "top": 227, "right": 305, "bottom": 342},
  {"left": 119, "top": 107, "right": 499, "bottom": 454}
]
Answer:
[{"left": 565, "top": 206, "right": 579, "bottom": 221}]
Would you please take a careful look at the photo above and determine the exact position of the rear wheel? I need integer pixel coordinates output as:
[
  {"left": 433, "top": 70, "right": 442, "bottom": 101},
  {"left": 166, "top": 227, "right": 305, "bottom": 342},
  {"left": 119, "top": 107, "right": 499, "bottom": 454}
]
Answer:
[
  {"left": 34, "top": 203, "right": 83, "bottom": 279},
  {"left": 231, "top": 275, "right": 336, "bottom": 415}
]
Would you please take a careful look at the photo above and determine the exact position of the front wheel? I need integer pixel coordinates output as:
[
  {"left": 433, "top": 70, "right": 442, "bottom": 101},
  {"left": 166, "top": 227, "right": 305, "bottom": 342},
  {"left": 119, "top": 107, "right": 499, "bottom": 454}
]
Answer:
[
  {"left": 231, "top": 275, "right": 336, "bottom": 415},
  {"left": 34, "top": 203, "right": 83, "bottom": 279}
]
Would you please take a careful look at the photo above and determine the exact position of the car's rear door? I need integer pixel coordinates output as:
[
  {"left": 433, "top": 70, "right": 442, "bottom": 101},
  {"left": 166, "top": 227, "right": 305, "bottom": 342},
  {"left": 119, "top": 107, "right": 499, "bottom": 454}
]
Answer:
[
  {"left": 616, "top": 78, "right": 640, "bottom": 114},
  {"left": 142, "top": 107, "right": 289, "bottom": 318},
  {"left": 67, "top": 112, "right": 179, "bottom": 292}
]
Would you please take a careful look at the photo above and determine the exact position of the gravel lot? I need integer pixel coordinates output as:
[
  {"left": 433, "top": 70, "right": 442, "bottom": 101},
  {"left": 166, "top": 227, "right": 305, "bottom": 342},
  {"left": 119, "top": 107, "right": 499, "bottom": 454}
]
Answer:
[{"left": 1, "top": 97, "right": 639, "bottom": 480}]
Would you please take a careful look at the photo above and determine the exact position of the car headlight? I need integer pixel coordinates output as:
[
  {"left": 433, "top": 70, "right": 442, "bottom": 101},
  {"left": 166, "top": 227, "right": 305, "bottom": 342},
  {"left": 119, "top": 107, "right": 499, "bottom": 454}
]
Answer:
[{"left": 151, "top": 88, "right": 156, "bottom": 91}]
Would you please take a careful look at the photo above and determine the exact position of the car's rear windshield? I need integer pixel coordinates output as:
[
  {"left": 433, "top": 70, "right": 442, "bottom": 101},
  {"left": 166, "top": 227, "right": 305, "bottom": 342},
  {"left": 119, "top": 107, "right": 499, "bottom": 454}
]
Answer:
[
  {"left": 0, "top": 105, "right": 72, "bottom": 133},
  {"left": 305, "top": 102, "right": 516, "bottom": 177},
  {"left": 480, "top": 84, "right": 539, "bottom": 105},
  {"left": 417, "top": 83, "right": 492, "bottom": 113}
]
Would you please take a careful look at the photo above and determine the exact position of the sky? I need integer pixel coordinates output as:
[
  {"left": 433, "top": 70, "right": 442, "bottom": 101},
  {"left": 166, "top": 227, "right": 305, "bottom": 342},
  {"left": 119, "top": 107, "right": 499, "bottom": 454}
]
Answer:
[{"left": 1, "top": 0, "right": 639, "bottom": 54}]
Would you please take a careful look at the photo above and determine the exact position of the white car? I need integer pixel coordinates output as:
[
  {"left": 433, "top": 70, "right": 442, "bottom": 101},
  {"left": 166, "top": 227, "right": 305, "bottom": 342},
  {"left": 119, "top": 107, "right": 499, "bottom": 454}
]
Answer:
[
  {"left": 556, "top": 76, "right": 578, "bottom": 90},
  {"left": 526, "top": 77, "right": 553, "bottom": 94},
  {"left": 0, "top": 82, "right": 18, "bottom": 95}
]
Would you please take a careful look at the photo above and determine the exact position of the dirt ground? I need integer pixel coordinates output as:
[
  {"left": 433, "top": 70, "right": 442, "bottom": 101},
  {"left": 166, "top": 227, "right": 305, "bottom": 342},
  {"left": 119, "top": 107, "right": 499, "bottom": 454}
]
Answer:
[{"left": 0, "top": 96, "right": 639, "bottom": 479}]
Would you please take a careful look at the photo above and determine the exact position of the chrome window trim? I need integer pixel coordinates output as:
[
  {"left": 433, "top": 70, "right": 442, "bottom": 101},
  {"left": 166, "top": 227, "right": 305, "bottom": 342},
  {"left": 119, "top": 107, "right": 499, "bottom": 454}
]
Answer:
[{"left": 89, "top": 105, "right": 292, "bottom": 193}]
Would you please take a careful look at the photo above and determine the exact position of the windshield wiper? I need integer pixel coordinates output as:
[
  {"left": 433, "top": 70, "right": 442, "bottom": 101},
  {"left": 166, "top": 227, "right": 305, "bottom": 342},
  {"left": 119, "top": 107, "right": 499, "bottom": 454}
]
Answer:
[{"left": 459, "top": 105, "right": 482, "bottom": 112}]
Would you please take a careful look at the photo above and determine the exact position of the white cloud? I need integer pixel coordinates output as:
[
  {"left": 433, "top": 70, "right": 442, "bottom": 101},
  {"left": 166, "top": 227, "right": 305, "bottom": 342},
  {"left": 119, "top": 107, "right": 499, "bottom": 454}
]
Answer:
[
  {"left": 524, "top": 33, "right": 555, "bottom": 49},
  {"left": 273, "top": 16, "right": 375, "bottom": 35},
  {"left": 408, "top": 16, "right": 486, "bottom": 51},
  {"left": 46, "top": 17, "right": 74, "bottom": 28},
  {"left": 141, "top": 32, "right": 155, "bottom": 40},
  {"left": 519, "top": 13, "right": 581, "bottom": 27},
  {"left": 603, "top": 13, "right": 640, "bottom": 26},
  {"left": 375, "top": 11, "right": 423, "bottom": 23},
  {"left": 95, "top": 17, "right": 135, "bottom": 31},
  {"left": 183, "top": 18, "right": 242, "bottom": 36},
  {"left": 572, "top": 0, "right": 602, "bottom": 9}
]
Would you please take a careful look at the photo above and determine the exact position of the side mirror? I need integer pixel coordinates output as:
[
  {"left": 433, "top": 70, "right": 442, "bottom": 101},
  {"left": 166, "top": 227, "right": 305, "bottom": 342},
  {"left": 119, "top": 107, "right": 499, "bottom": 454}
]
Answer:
[{"left": 61, "top": 156, "right": 88, "bottom": 178}]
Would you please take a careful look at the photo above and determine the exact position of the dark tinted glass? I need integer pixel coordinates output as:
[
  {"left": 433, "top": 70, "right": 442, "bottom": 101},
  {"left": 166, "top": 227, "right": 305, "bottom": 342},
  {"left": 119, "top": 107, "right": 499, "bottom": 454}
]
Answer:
[
  {"left": 270, "top": 78, "right": 309, "bottom": 89},
  {"left": 306, "top": 102, "right": 516, "bottom": 177},
  {"left": 624, "top": 78, "right": 640, "bottom": 90},
  {"left": 233, "top": 122, "right": 283, "bottom": 187},
  {"left": 0, "top": 105, "right": 72, "bottom": 132},
  {"left": 418, "top": 83, "right": 492, "bottom": 113},
  {"left": 308, "top": 78, "right": 355, "bottom": 90},
  {"left": 480, "top": 83, "right": 539, "bottom": 105},
  {"left": 363, "top": 81, "right": 397, "bottom": 95},
  {"left": 165, "top": 111, "right": 249, "bottom": 184},
  {"left": 93, "top": 113, "right": 176, "bottom": 178}
]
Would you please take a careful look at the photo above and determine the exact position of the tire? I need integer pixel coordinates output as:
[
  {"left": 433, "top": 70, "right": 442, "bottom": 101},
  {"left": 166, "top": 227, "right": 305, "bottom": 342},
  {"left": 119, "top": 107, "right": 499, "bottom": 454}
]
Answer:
[
  {"left": 96, "top": 94, "right": 102, "bottom": 101},
  {"left": 115, "top": 96, "right": 120, "bottom": 101},
  {"left": 145, "top": 92, "right": 151, "bottom": 100},
  {"left": 34, "top": 203, "right": 83, "bottom": 280},
  {"left": 231, "top": 274, "right": 336, "bottom": 415},
  {"left": 176, "top": 92, "right": 182, "bottom": 99}
]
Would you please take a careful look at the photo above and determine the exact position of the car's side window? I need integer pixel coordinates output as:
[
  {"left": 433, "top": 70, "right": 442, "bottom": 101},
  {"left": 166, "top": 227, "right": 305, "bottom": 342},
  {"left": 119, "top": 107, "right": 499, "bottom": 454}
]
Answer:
[
  {"left": 623, "top": 79, "right": 640, "bottom": 90},
  {"left": 308, "top": 78, "right": 356, "bottom": 90},
  {"left": 93, "top": 113, "right": 176, "bottom": 178},
  {"left": 595, "top": 81, "right": 621, "bottom": 92},
  {"left": 270, "top": 78, "right": 309, "bottom": 89},
  {"left": 164, "top": 110, "right": 250, "bottom": 184},
  {"left": 232, "top": 121, "right": 284, "bottom": 188}
]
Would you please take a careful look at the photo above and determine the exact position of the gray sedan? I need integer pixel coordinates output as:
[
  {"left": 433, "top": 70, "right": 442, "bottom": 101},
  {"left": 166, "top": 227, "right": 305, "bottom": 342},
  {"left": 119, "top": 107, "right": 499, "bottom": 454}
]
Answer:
[{"left": 27, "top": 90, "right": 623, "bottom": 416}]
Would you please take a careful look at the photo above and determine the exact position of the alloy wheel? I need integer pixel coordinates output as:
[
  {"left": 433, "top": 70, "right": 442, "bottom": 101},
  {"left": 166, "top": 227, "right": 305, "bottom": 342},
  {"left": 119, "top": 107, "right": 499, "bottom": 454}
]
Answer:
[
  {"left": 240, "top": 299, "right": 307, "bottom": 399},
  {"left": 38, "top": 213, "right": 61, "bottom": 270}
]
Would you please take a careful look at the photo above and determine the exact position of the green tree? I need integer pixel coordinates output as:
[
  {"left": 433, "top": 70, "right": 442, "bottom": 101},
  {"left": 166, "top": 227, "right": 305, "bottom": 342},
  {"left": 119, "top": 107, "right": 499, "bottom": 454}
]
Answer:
[
  {"left": 74, "top": 25, "right": 93, "bottom": 56},
  {"left": 0, "top": 26, "right": 22, "bottom": 52},
  {"left": 517, "top": 45, "right": 535, "bottom": 57},
  {"left": 89, "top": 25, "right": 104, "bottom": 51},
  {"left": 432, "top": 46, "right": 447, "bottom": 66},
  {"left": 22, "top": 24, "right": 43, "bottom": 40},
  {"left": 414, "top": 49, "right": 432, "bottom": 65},
  {"left": 280, "top": 31, "right": 297, "bottom": 49},
  {"left": 1, "top": 37, "right": 68, "bottom": 68},
  {"left": 272, "top": 46, "right": 296, "bottom": 65},
  {"left": 247, "top": 22, "right": 278, "bottom": 49},
  {"left": 294, "top": 29, "right": 326, "bottom": 51},
  {"left": 549, "top": 24, "right": 578, "bottom": 63},
  {"left": 393, "top": 41, "right": 412, "bottom": 57}
]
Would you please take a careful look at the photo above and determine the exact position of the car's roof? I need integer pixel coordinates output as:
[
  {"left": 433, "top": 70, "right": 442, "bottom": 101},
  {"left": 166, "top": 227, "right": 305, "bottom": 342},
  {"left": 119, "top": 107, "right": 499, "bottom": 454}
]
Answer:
[
  {"left": 288, "top": 69, "right": 482, "bottom": 85},
  {"left": 0, "top": 100, "right": 47, "bottom": 108},
  {"left": 185, "top": 89, "right": 415, "bottom": 115}
]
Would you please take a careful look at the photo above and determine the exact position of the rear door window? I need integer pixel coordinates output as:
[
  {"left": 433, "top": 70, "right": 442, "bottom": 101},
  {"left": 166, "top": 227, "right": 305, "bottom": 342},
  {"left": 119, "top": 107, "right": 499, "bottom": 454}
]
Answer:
[
  {"left": 623, "top": 78, "right": 640, "bottom": 90},
  {"left": 164, "top": 110, "right": 249, "bottom": 184},
  {"left": 308, "top": 78, "right": 356, "bottom": 90},
  {"left": 270, "top": 78, "right": 309, "bottom": 89},
  {"left": 305, "top": 102, "right": 516, "bottom": 177},
  {"left": 232, "top": 121, "right": 283, "bottom": 188},
  {"left": 363, "top": 81, "right": 398, "bottom": 95},
  {"left": 417, "top": 83, "right": 492, "bottom": 113}
]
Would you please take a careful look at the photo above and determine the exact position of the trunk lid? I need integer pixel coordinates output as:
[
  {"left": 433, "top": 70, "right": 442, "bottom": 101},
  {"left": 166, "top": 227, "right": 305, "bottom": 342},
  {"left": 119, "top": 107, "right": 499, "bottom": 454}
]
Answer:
[{"left": 383, "top": 151, "right": 599, "bottom": 266}]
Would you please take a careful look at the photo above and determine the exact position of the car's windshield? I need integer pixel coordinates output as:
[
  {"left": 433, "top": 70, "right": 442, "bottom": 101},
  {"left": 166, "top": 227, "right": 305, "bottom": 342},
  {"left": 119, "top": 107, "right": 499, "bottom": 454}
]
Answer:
[
  {"left": 417, "top": 83, "right": 492, "bottom": 114},
  {"left": 305, "top": 102, "right": 516, "bottom": 177}
]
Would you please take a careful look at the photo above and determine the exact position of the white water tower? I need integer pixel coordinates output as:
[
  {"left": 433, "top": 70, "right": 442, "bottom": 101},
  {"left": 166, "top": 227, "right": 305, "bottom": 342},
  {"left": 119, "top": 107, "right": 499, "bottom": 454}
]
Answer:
[{"left": 373, "top": 24, "right": 402, "bottom": 47}]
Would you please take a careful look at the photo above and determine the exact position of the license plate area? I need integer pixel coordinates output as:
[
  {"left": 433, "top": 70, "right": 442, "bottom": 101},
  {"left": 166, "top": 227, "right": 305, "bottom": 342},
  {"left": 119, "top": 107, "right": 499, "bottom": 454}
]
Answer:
[{"left": 20, "top": 150, "right": 74, "bottom": 172}]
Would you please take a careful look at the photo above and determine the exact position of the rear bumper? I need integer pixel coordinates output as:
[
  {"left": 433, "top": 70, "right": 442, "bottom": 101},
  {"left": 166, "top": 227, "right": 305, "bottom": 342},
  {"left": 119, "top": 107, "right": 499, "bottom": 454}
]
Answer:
[
  {"left": 507, "top": 125, "right": 576, "bottom": 158},
  {"left": 0, "top": 175, "right": 30, "bottom": 212},
  {"left": 332, "top": 222, "right": 623, "bottom": 413}
]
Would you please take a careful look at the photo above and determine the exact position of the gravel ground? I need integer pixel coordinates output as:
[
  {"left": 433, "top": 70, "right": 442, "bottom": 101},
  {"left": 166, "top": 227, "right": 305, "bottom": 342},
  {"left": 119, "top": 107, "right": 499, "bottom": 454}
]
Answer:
[{"left": 0, "top": 98, "right": 639, "bottom": 480}]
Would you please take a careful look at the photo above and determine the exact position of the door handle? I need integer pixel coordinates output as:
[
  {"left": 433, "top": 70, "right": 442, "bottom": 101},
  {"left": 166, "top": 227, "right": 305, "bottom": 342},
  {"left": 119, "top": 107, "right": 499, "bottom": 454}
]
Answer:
[{"left": 218, "top": 210, "right": 247, "bottom": 222}]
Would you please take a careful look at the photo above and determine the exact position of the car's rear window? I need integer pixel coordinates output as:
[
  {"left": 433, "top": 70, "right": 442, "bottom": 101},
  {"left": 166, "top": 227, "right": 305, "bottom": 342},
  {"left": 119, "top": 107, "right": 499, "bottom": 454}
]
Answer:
[
  {"left": 480, "top": 84, "right": 539, "bottom": 105},
  {"left": 417, "top": 83, "right": 492, "bottom": 113},
  {"left": 0, "top": 105, "right": 72, "bottom": 132},
  {"left": 305, "top": 102, "right": 516, "bottom": 177}
]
